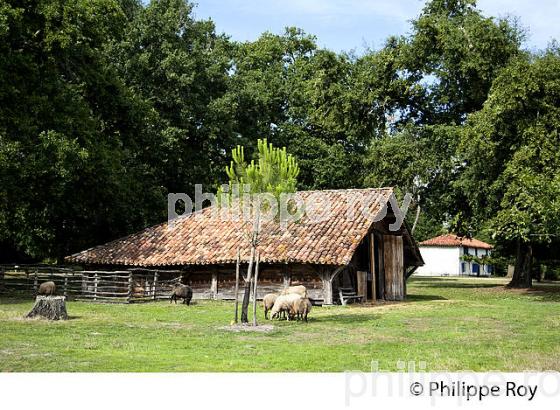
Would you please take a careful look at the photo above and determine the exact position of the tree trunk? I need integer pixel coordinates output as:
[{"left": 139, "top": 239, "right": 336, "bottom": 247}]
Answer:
[
  {"left": 234, "top": 248, "right": 240, "bottom": 323},
  {"left": 241, "top": 246, "right": 255, "bottom": 323},
  {"left": 252, "top": 252, "right": 260, "bottom": 326},
  {"left": 411, "top": 203, "right": 421, "bottom": 234},
  {"left": 26, "top": 296, "right": 68, "bottom": 320},
  {"left": 508, "top": 240, "right": 533, "bottom": 288}
]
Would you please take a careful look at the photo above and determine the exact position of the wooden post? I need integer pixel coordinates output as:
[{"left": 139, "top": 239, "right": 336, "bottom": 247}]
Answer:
[
  {"left": 321, "top": 267, "right": 336, "bottom": 305},
  {"left": 211, "top": 270, "right": 218, "bottom": 300},
  {"left": 369, "top": 233, "right": 377, "bottom": 302},
  {"left": 321, "top": 266, "right": 345, "bottom": 305},
  {"left": 252, "top": 252, "right": 260, "bottom": 326},
  {"left": 145, "top": 278, "right": 150, "bottom": 298},
  {"left": 94, "top": 273, "right": 99, "bottom": 301},
  {"left": 383, "top": 235, "right": 404, "bottom": 301},
  {"left": 283, "top": 264, "right": 290, "bottom": 289},
  {"left": 63, "top": 274, "right": 68, "bottom": 299},
  {"left": 153, "top": 271, "right": 158, "bottom": 300},
  {"left": 356, "top": 271, "right": 367, "bottom": 303},
  {"left": 0, "top": 266, "right": 4, "bottom": 293},
  {"left": 322, "top": 275, "right": 333, "bottom": 305},
  {"left": 81, "top": 273, "right": 87, "bottom": 298},
  {"left": 234, "top": 248, "right": 240, "bottom": 323},
  {"left": 127, "top": 272, "right": 132, "bottom": 303},
  {"left": 378, "top": 234, "right": 385, "bottom": 300},
  {"left": 33, "top": 269, "right": 38, "bottom": 294}
]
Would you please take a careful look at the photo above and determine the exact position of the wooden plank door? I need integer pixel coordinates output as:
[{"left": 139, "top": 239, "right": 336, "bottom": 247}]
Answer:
[{"left": 383, "top": 235, "right": 404, "bottom": 301}]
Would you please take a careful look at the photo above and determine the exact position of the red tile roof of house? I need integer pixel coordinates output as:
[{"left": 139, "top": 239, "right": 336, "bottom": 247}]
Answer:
[
  {"left": 419, "top": 234, "right": 493, "bottom": 250},
  {"left": 66, "top": 188, "right": 418, "bottom": 267}
]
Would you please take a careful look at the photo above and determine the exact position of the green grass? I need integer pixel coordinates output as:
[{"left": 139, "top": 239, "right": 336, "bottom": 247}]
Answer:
[{"left": 1, "top": 277, "right": 559, "bottom": 372}]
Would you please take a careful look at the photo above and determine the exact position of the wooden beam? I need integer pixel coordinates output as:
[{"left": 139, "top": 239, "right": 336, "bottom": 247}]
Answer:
[
  {"left": 356, "top": 271, "right": 367, "bottom": 303},
  {"left": 153, "top": 271, "right": 158, "bottom": 300},
  {"left": 210, "top": 269, "right": 218, "bottom": 300},
  {"left": 369, "top": 233, "right": 376, "bottom": 303},
  {"left": 33, "top": 269, "right": 38, "bottom": 294},
  {"left": 322, "top": 276, "right": 333, "bottom": 305},
  {"left": 321, "top": 266, "right": 344, "bottom": 305},
  {"left": 283, "top": 264, "right": 291, "bottom": 288},
  {"left": 126, "top": 272, "right": 131, "bottom": 303}
]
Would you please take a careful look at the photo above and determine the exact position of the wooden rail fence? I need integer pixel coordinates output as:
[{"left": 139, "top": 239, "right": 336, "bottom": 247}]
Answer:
[{"left": 0, "top": 265, "right": 182, "bottom": 303}]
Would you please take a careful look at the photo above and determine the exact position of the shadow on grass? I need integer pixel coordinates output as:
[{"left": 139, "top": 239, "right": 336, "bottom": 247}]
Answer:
[
  {"left": 406, "top": 294, "right": 447, "bottom": 302},
  {"left": 409, "top": 277, "right": 503, "bottom": 289},
  {"left": 409, "top": 277, "right": 560, "bottom": 302},
  {"left": 0, "top": 297, "right": 35, "bottom": 305},
  {"left": 24, "top": 315, "right": 82, "bottom": 321},
  {"left": 310, "top": 313, "right": 382, "bottom": 324},
  {"left": 516, "top": 285, "right": 560, "bottom": 302}
]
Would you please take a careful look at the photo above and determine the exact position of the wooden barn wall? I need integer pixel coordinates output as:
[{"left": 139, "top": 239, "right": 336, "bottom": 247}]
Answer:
[
  {"left": 290, "top": 264, "right": 323, "bottom": 300},
  {"left": 182, "top": 263, "right": 324, "bottom": 301}
]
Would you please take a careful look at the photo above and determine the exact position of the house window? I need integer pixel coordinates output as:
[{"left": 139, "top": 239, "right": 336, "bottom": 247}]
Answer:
[
  {"left": 462, "top": 262, "right": 466, "bottom": 273},
  {"left": 475, "top": 248, "right": 478, "bottom": 256},
  {"left": 473, "top": 263, "right": 480, "bottom": 275}
]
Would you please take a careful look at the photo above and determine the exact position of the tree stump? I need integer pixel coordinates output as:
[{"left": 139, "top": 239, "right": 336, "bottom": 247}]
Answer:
[{"left": 26, "top": 296, "right": 68, "bottom": 320}]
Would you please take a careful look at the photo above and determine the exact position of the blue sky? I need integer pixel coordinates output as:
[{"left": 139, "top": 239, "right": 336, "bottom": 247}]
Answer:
[{"left": 192, "top": 0, "right": 560, "bottom": 53}]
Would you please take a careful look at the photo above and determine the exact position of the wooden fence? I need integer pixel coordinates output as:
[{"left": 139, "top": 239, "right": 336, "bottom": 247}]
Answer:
[{"left": 0, "top": 265, "right": 182, "bottom": 303}]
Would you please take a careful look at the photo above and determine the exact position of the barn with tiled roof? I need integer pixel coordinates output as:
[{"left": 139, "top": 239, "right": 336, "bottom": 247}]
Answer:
[{"left": 67, "top": 188, "right": 424, "bottom": 303}]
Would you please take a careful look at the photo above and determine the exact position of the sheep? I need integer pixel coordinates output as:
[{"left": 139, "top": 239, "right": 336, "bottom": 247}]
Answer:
[
  {"left": 170, "top": 284, "right": 193, "bottom": 305},
  {"left": 290, "top": 297, "right": 312, "bottom": 322},
  {"left": 280, "top": 285, "right": 308, "bottom": 298},
  {"left": 38, "top": 281, "right": 56, "bottom": 296},
  {"left": 270, "top": 293, "right": 302, "bottom": 321},
  {"left": 263, "top": 293, "right": 278, "bottom": 320}
]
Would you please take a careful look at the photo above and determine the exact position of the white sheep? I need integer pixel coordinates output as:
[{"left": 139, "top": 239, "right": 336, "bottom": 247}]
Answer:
[
  {"left": 263, "top": 293, "right": 278, "bottom": 320},
  {"left": 280, "top": 285, "right": 308, "bottom": 298},
  {"left": 290, "top": 297, "right": 312, "bottom": 322},
  {"left": 270, "top": 293, "right": 301, "bottom": 320}
]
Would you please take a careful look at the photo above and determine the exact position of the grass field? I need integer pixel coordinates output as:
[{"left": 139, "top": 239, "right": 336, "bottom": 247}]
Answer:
[{"left": 1, "top": 277, "right": 559, "bottom": 372}]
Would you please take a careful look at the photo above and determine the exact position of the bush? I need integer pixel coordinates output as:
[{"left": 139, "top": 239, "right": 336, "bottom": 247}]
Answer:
[{"left": 543, "top": 264, "right": 560, "bottom": 281}]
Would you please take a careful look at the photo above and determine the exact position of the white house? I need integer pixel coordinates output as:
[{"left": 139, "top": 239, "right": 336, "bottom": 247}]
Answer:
[{"left": 414, "top": 234, "right": 493, "bottom": 277}]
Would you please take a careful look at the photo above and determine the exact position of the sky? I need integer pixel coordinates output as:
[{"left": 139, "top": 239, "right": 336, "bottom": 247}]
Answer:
[{"left": 192, "top": 0, "right": 560, "bottom": 53}]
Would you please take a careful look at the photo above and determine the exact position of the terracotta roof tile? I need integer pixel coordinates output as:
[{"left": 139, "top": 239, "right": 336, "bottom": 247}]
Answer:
[
  {"left": 419, "top": 234, "right": 493, "bottom": 250},
  {"left": 66, "top": 188, "right": 396, "bottom": 267}
]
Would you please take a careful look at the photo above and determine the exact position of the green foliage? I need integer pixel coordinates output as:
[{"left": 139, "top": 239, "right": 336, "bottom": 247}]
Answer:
[
  {"left": 0, "top": 0, "right": 554, "bottom": 269},
  {"left": 0, "top": 0, "right": 164, "bottom": 261},
  {"left": 1, "top": 0, "right": 234, "bottom": 261},
  {"left": 400, "top": 0, "right": 523, "bottom": 123},
  {"left": 220, "top": 138, "right": 299, "bottom": 200},
  {"left": 456, "top": 51, "right": 560, "bottom": 244},
  {"left": 107, "top": 0, "right": 234, "bottom": 194},
  {"left": 224, "top": 28, "right": 364, "bottom": 189},
  {"left": 542, "top": 264, "right": 560, "bottom": 281},
  {"left": 362, "top": 0, "right": 525, "bottom": 239}
]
